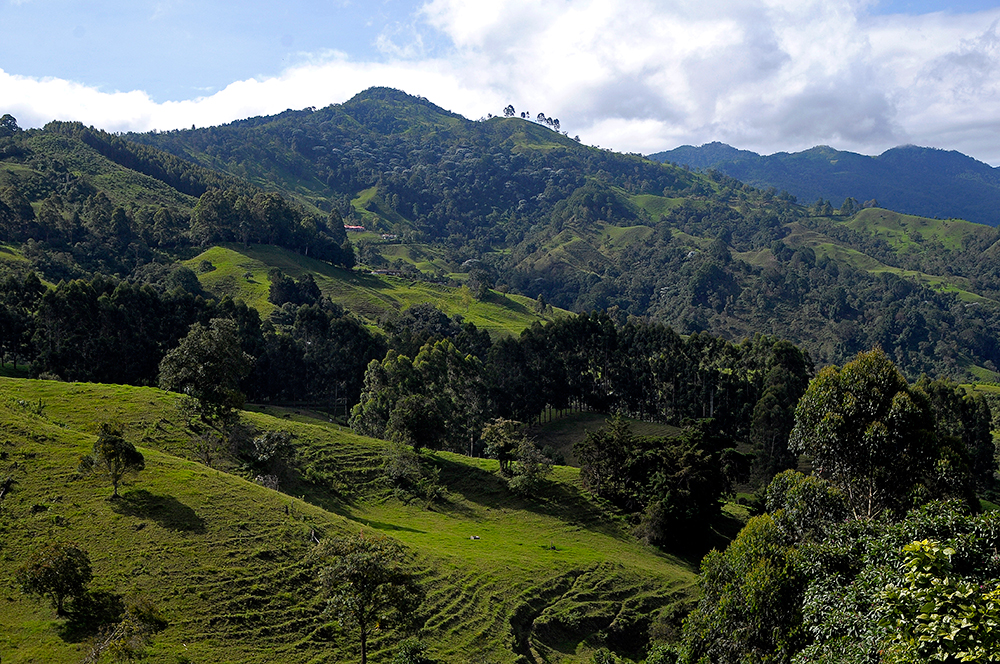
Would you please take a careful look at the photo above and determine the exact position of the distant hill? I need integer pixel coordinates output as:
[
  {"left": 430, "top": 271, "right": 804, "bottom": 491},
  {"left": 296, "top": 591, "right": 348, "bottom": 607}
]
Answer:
[{"left": 648, "top": 143, "right": 1000, "bottom": 227}]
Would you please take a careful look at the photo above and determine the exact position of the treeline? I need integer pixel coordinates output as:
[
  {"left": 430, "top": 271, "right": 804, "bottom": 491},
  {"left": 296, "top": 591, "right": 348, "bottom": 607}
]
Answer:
[
  {"left": 351, "top": 309, "right": 813, "bottom": 483},
  {"left": 0, "top": 271, "right": 383, "bottom": 406}
]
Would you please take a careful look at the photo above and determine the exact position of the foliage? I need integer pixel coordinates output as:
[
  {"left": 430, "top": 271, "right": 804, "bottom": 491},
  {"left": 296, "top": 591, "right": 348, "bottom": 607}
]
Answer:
[
  {"left": 789, "top": 348, "right": 942, "bottom": 519},
  {"left": 78, "top": 421, "right": 145, "bottom": 498},
  {"left": 85, "top": 596, "right": 168, "bottom": 664},
  {"left": 646, "top": 643, "right": 683, "bottom": 664},
  {"left": 15, "top": 541, "right": 93, "bottom": 615},
  {"left": 765, "top": 471, "right": 847, "bottom": 543},
  {"left": 576, "top": 416, "right": 731, "bottom": 543},
  {"left": 158, "top": 318, "right": 254, "bottom": 423},
  {"left": 381, "top": 442, "right": 443, "bottom": 506},
  {"left": 481, "top": 417, "right": 523, "bottom": 476},
  {"left": 790, "top": 501, "right": 1000, "bottom": 664},
  {"left": 681, "top": 513, "right": 807, "bottom": 664},
  {"left": 351, "top": 340, "right": 485, "bottom": 453},
  {"left": 390, "top": 637, "right": 435, "bottom": 664},
  {"left": 917, "top": 376, "right": 996, "bottom": 493},
  {"left": 507, "top": 437, "right": 553, "bottom": 496},
  {"left": 881, "top": 539, "right": 1000, "bottom": 662},
  {"left": 317, "top": 532, "right": 424, "bottom": 664}
]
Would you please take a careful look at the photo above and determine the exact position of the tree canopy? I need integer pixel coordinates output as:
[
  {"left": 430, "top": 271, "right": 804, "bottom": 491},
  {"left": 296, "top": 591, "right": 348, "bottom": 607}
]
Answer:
[
  {"left": 78, "top": 422, "right": 145, "bottom": 498},
  {"left": 789, "top": 348, "right": 940, "bottom": 518},
  {"left": 158, "top": 318, "right": 254, "bottom": 423}
]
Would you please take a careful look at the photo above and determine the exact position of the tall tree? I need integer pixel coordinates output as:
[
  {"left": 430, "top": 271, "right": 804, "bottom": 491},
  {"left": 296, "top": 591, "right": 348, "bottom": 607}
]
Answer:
[
  {"left": 317, "top": 532, "right": 423, "bottom": 664},
  {"left": 788, "top": 348, "right": 938, "bottom": 519},
  {"left": 158, "top": 318, "right": 254, "bottom": 423}
]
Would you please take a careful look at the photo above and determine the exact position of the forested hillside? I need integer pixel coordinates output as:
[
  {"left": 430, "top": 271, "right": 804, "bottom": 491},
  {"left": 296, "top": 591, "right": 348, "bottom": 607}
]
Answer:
[
  {"left": 120, "top": 89, "right": 1000, "bottom": 381},
  {"left": 649, "top": 142, "right": 1000, "bottom": 227}
]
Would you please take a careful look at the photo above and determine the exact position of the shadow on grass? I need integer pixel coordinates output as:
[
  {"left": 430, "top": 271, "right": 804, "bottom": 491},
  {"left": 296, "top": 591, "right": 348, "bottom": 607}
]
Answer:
[
  {"left": 428, "top": 455, "right": 626, "bottom": 540},
  {"left": 349, "top": 517, "right": 427, "bottom": 534},
  {"left": 112, "top": 489, "right": 206, "bottom": 533},
  {"left": 58, "top": 589, "right": 124, "bottom": 643},
  {"left": 482, "top": 290, "right": 531, "bottom": 314}
]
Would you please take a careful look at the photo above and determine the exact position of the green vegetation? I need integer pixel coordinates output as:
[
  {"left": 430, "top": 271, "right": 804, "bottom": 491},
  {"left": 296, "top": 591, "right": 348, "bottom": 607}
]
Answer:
[
  {"left": 184, "top": 244, "right": 561, "bottom": 334},
  {"left": 4, "top": 89, "right": 1000, "bottom": 662},
  {"left": 4, "top": 89, "right": 1000, "bottom": 379},
  {"left": 0, "top": 376, "right": 698, "bottom": 662},
  {"left": 678, "top": 350, "right": 1000, "bottom": 664}
]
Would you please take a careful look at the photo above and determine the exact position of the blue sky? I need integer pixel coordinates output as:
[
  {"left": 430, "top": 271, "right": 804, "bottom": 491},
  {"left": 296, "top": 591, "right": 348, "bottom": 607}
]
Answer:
[{"left": 3, "top": 0, "right": 1000, "bottom": 164}]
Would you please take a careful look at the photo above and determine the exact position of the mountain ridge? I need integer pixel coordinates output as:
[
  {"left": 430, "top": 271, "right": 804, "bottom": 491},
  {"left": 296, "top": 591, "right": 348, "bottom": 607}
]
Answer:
[{"left": 648, "top": 142, "right": 1000, "bottom": 226}]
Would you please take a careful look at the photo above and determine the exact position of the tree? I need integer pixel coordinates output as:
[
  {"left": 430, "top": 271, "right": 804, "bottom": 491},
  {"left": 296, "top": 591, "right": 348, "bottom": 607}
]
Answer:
[
  {"left": 482, "top": 417, "right": 523, "bottom": 475},
  {"left": 15, "top": 542, "right": 93, "bottom": 616},
  {"left": 317, "top": 532, "right": 423, "bottom": 664},
  {"left": 503, "top": 105, "right": 515, "bottom": 118},
  {"left": 158, "top": 318, "right": 254, "bottom": 423},
  {"left": 0, "top": 113, "right": 19, "bottom": 137},
  {"left": 788, "top": 349, "right": 937, "bottom": 519},
  {"left": 681, "top": 514, "right": 807, "bottom": 664},
  {"left": 386, "top": 394, "right": 447, "bottom": 453},
  {"left": 79, "top": 422, "right": 145, "bottom": 498},
  {"left": 574, "top": 414, "right": 635, "bottom": 504},
  {"left": 507, "top": 437, "right": 552, "bottom": 496}
]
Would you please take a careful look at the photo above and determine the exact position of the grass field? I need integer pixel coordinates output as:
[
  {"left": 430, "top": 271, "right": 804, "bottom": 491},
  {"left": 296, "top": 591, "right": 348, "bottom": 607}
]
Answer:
[
  {"left": 184, "top": 244, "right": 564, "bottom": 336},
  {"left": 847, "top": 208, "right": 997, "bottom": 252},
  {"left": 0, "top": 378, "right": 699, "bottom": 663}
]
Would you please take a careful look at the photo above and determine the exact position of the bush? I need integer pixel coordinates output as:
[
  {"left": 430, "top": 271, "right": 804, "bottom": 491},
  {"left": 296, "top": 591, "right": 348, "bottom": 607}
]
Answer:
[{"left": 391, "top": 637, "right": 434, "bottom": 664}]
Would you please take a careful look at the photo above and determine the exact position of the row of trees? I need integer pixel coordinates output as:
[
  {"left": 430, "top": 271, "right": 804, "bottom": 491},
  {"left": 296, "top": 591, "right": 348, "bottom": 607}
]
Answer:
[
  {"left": 0, "top": 271, "right": 386, "bottom": 411},
  {"left": 351, "top": 310, "right": 814, "bottom": 487}
]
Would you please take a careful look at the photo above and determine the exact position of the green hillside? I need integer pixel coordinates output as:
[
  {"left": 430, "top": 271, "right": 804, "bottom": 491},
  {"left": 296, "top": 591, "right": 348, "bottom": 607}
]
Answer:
[
  {"left": 185, "top": 244, "right": 565, "bottom": 334},
  {"left": 0, "top": 377, "right": 697, "bottom": 663}
]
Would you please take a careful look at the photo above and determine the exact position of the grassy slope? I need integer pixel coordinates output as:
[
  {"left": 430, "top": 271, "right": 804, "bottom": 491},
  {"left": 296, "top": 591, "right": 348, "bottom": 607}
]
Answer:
[
  {"left": 0, "top": 378, "right": 697, "bottom": 664},
  {"left": 847, "top": 208, "right": 997, "bottom": 252},
  {"left": 185, "top": 244, "right": 564, "bottom": 335},
  {"left": 782, "top": 219, "right": 995, "bottom": 303},
  {"left": 0, "top": 133, "right": 197, "bottom": 213}
]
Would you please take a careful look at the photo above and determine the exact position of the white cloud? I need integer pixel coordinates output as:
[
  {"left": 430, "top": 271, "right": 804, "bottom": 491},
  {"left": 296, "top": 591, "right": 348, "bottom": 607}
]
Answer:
[
  {"left": 0, "top": 59, "right": 501, "bottom": 134},
  {"left": 5, "top": 0, "right": 1000, "bottom": 164}
]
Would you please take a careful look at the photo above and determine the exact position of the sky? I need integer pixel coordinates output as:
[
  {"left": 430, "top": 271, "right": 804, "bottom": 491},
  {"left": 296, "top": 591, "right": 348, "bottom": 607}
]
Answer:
[{"left": 3, "top": 0, "right": 1000, "bottom": 164}]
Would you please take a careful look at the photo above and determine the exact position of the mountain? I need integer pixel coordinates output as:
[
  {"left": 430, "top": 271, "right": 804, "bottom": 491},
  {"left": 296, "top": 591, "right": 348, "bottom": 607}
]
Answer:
[
  {"left": 648, "top": 143, "right": 1000, "bottom": 227},
  {"left": 4, "top": 88, "right": 1000, "bottom": 381}
]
